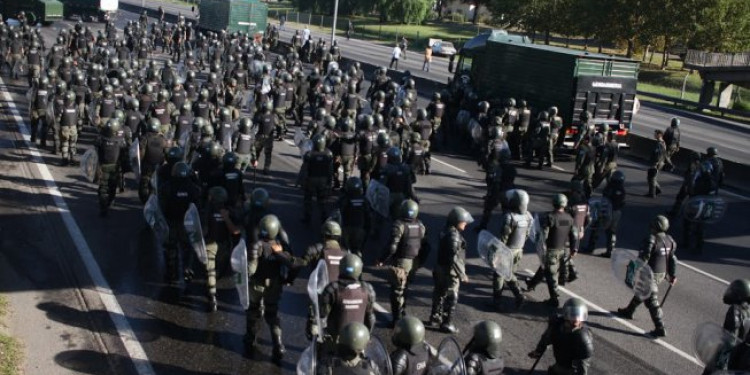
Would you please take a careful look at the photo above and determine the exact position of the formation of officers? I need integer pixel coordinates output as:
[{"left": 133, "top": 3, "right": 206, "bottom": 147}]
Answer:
[{"left": 6, "top": 9, "right": 746, "bottom": 374}]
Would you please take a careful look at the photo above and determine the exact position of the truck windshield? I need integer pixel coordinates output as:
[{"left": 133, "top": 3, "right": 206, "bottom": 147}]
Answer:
[{"left": 459, "top": 56, "right": 473, "bottom": 74}]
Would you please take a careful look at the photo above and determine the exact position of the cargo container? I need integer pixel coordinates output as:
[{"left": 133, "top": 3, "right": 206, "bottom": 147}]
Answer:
[
  {"left": 449, "top": 30, "right": 640, "bottom": 146},
  {"left": 61, "top": 0, "right": 117, "bottom": 22},
  {"left": 199, "top": 0, "right": 268, "bottom": 35},
  {"left": 0, "top": 0, "right": 64, "bottom": 25}
]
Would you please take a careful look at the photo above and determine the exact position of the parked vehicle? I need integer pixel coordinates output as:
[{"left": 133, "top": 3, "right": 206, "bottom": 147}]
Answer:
[
  {"left": 198, "top": 0, "right": 267, "bottom": 36},
  {"left": 0, "top": 0, "right": 64, "bottom": 25},
  {"left": 428, "top": 38, "right": 457, "bottom": 57},
  {"left": 60, "top": 0, "right": 117, "bottom": 22}
]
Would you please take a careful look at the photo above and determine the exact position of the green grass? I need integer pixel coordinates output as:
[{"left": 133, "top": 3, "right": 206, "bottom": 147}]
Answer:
[{"left": 0, "top": 295, "right": 20, "bottom": 375}]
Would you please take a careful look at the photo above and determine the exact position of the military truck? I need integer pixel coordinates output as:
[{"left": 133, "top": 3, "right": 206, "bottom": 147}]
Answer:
[
  {"left": 199, "top": 0, "right": 268, "bottom": 36},
  {"left": 60, "top": 0, "right": 118, "bottom": 22},
  {"left": 448, "top": 30, "right": 640, "bottom": 146},
  {"left": 0, "top": 0, "right": 64, "bottom": 25}
]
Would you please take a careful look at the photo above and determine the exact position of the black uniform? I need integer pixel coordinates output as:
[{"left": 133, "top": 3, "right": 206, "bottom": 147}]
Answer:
[{"left": 533, "top": 315, "right": 594, "bottom": 375}]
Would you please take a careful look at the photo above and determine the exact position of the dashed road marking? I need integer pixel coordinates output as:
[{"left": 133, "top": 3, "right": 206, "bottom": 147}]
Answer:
[{"left": 432, "top": 157, "right": 467, "bottom": 174}]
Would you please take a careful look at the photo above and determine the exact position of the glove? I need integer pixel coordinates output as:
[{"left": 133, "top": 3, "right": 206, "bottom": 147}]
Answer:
[{"left": 528, "top": 350, "right": 542, "bottom": 359}]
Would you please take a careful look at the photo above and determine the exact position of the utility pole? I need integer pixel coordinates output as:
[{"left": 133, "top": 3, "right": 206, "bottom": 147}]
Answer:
[{"left": 331, "top": 0, "right": 339, "bottom": 44}]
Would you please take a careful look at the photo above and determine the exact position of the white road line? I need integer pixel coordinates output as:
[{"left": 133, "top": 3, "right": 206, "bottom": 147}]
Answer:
[
  {"left": 522, "top": 269, "right": 703, "bottom": 368},
  {"left": 373, "top": 302, "right": 390, "bottom": 315},
  {"left": 0, "top": 77, "right": 155, "bottom": 375},
  {"left": 676, "top": 261, "right": 730, "bottom": 285},
  {"left": 551, "top": 165, "right": 566, "bottom": 172},
  {"left": 432, "top": 157, "right": 467, "bottom": 174},
  {"left": 720, "top": 189, "right": 750, "bottom": 201}
]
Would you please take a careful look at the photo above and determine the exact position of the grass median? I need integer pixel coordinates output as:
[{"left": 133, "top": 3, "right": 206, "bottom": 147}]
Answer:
[{"left": 0, "top": 295, "right": 21, "bottom": 375}]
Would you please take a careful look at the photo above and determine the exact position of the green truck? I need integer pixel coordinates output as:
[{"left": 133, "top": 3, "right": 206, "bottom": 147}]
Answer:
[
  {"left": 449, "top": 30, "right": 640, "bottom": 146},
  {"left": 0, "top": 0, "right": 64, "bottom": 25},
  {"left": 60, "top": 0, "right": 118, "bottom": 22},
  {"left": 199, "top": 0, "right": 268, "bottom": 36}
]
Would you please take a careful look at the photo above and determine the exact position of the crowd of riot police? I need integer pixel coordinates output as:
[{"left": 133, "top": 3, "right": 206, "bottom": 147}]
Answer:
[{"left": 3, "top": 9, "right": 748, "bottom": 374}]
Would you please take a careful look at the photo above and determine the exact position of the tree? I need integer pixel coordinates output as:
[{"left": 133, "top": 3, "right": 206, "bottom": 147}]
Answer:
[
  {"left": 391, "top": 0, "right": 432, "bottom": 23},
  {"left": 692, "top": 0, "right": 750, "bottom": 52}
]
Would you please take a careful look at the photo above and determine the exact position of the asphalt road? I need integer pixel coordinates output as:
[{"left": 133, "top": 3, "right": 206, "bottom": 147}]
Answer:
[{"left": 0, "top": 6, "right": 748, "bottom": 375}]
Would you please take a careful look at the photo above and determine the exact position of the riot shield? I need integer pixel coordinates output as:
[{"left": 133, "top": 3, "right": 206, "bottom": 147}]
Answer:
[
  {"left": 230, "top": 239, "right": 250, "bottom": 310},
  {"left": 308, "top": 260, "right": 329, "bottom": 341},
  {"left": 300, "top": 139, "right": 313, "bottom": 156},
  {"left": 296, "top": 340, "right": 317, "bottom": 375},
  {"left": 143, "top": 194, "right": 169, "bottom": 244},
  {"left": 683, "top": 195, "right": 727, "bottom": 224},
  {"left": 184, "top": 203, "right": 208, "bottom": 265},
  {"left": 178, "top": 130, "right": 190, "bottom": 149},
  {"left": 221, "top": 129, "right": 233, "bottom": 151},
  {"left": 526, "top": 212, "right": 546, "bottom": 263},
  {"left": 150, "top": 171, "right": 158, "bottom": 197},
  {"left": 366, "top": 179, "right": 390, "bottom": 218},
  {"left": 129, "top": 139, "right": 141, "bottom": 181},
  {"left": 693, "top": 322, "right": 739, "bottom": 372},
  {"left": 294, "top": 128, "right": 313, "bottom": 156},
  {"left": 428, "top": 336, "right": 467, "bottom": 375},
  {"left": 455, "top": 110, "right": 470, "bottom": 129},
  {"left": 87, "top": 100, "right": 97, "bottom": 127},
  {"left": 469, "top": 119, "right": 482, "bottom": 143},
  {"left": 589, "top": 197, "right": 613, "bottom": 229},
  {"left": 476, "top": 230, "right": 513, "bottom": 280},
  {"left": 365, "top": 335, "right": 393, "bottom": 375},
  {"left": 80, "top": 148, "right": 99, "bottom": 183},
  {"left": 611, "top": 249, "right": 654, "bottom": 301}
]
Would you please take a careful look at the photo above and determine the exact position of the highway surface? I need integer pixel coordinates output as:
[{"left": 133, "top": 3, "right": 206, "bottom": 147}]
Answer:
[{"left": 0, "top": 5, "right": 748, "bottom": 375}]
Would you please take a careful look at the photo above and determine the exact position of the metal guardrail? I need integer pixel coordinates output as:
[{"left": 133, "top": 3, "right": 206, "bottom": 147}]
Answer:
[
  {"left": 637, "top": 90, "right": 750, "bottom": 119},
  {"left": 684, "top": 50, "right": 750, "bottom": 68}
]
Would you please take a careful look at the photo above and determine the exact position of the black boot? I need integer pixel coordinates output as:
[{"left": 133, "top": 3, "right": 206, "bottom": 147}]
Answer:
[
  {"left": 271, "top": 332, "right": 286, "bottom": 364},
  {"left": 616, "top": 297, "right": 640, "bottom": 320},
  {"left": 207, "top": 294, "right": 217, "bottom": 312},
  {"left": 440, "top": 299, "right": 459, "bottom": 333},
  {"left": 508, "top": 282, "right": 525, "bottom": 310}
]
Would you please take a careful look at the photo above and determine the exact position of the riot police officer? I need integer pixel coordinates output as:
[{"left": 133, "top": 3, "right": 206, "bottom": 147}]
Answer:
[
  {"left": 320, "top": 254, "right": 376, "bottom": 342},
  {"left": 616, "top": 215, "right": 677, "bottom": 337},
  {"left": 96, "top": 120, "right": 125, "bottom": 216},
  {"left": 586, "top": 170, "right": 626, "bottom": 258},
  {"left": 464, "top": 321, "right": 505, "bottom": 375},
  {"left": 644, "top": 130, "right": 666, "bottom": 198},
  {"left": 29, "top": 77, "right": 52, "bottom": 145},
  {"left": 429, "top": 206, "right": 472, "bottom": 333},
  {"left": 380, "top": 147, "right": 419, "bottom": 218},
  {"left": 317, "top": 322, "right": 378, "bottom": 374},
  {"left": 245, "top": 214, "right": 300, "bottom": 362},
  {"left": 253, "top": 101, "right": 277, "bottom": 174},
  {"left": 528, "top": 298, "right": 594, "bottom": 374},
  {"left": 493, "top": 190, "right": 532, "bottom": 310},
  {"left": 338, "top": 177, "right": 370, "bottom": 258},
  {"left": 722, "top": 279, "right": 750, "bottom": 339},
  {"left": 159, "top": 162, "right": 201, "bottom": 282},
  {"left": 477, "top": 146, "right": 515, "bottom": 231},
  {"left": 540, "top": 194, "right": 579, "bottom": 308},
  {"left": 57, "top": 91, "right": 80, "bottom": 166},
  {"left": 574, "top": 135, "right": 595, "bottom": 198},
  {"left": 593, "top": 131, "right": 618, "bottom": 189},
  {"left": 202, "top": 186, "right": 241, "bottom": 312},
  {"left": 378, "top": 200, "right": 428, "bottom": 326},
  {"left": 299, "top": 134, "right": 334, "bottom": 223},
  {"left": 663, "top": 118, "right": 680, "bottom": 172},
  {"left": 232, "top": 117, "right": 257, "bottom": 172},
  {"left": 138, "top": 118, "right": 167, "bottom": 203},
  {"left": 390, "top": 316, "right": 435, "bottom": 375}
]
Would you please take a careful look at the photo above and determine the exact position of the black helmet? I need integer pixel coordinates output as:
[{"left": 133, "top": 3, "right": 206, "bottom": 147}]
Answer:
[
  {"left": 258, "top": 214, "right": 281, "bottom": 239},
  {"left": 339, "top": 253, "right": 363, "bottom": 280},
  {"left": 416, "top": 108, "right": 427, "bottom": 120},
  {"left": 471, "top": 321, "right": 503, "bottom": 358},
  {"left": 447, "top": 206, "right": 474, "bottom": 227},
  {"left": 610, "top": 170, "right": 625, "bottom": 184},
  {"left": 432, "top": 92, "right": 441, "bottom": 101},
  {"left": 670, "top": 117, "right": 680, "bottom": 127},
  {"left": 102, "top": 119, "right": 121, "bottom": 137},
  {"left": 147, "top": 118, "right": 162, "bottom": 133},
  {"left": 239, "top": 118, "right": 253, "bottom": 134},
  {"left": 251, "top": 188, "right": 270, "bottom": 208},
  {"left": 208, "top": 186, "right": 229, "bottom": 205},
  {"left": 392, "top": 316, "right": 425, "bottom": 349},
  {"left": 171, "top": 161, "right": 192, "bottom": 178},
  {"left": 223, "top": 152, "right": 238, "bottom": 169},
  {"left": 387, "top": 147, "right": 402, "bottom": 164},
  {"left": 166, "top": 146, "right": 184, "bottom": 163},
  {"left": 322, "top": 220, "right": 342, "bottom": 238},
  {"left": 345, "top": 177, "right": 364, "bottom": 196},
  {"left": 337, "top": 322, "right": 370, "bottom": 358},
  {"left": 312, "top": 133, "right": 326, "bottom": 152},
  {"left": 478, "top": 101, "right": 490, "bottom": 112},
  {"left": 209, "top": 142, "right": 224, "bottom": 159},
  {"left": 506, "top": 98, "right": 516, "bottom": 107},
  {"left": 651, "top": 215, "right": 670, "bottom": 232},
  {"left": 706, "top": 147, "right": 718, "bottom": 157},
  {"left": 723, "top": 279, "right": 750, "bottom": 304},
  {"left": 538, "top": 111, "right": 550, "bottom": 122},
  {"left": 376, "top": 132, "right": 390, "bottom": 148},
  {"left": 315, "top": 108, "right": 327, "bottom": 121},
  {"left": 400, "top": 199, "right": 419, "bottom": 220},
  {"left": 562, "top": 297, "right": 588, "bottom": 322},
  {"left": 552, "top": 193, "right": 568, "bottom": 209}
]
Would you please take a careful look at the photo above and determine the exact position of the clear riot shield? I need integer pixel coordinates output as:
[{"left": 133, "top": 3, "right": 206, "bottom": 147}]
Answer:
[
  {"left": 230, "top": 239, "right": 249, "bottom": 310},
  {"left": 428, "top": 337, "right": 467, "bottom": 375},
  {"left": 296, "top": 340, "right": 317, "bottom": 375},
  {"left": 308, "top": 260, "right": 329, "bottom": 341},
  {"left": 178, "top": 130, "right": 190, "bottom": 148},
  {"left": 526, "top": 212, "right": 546, "bottom": 263},
  {"left": 366, "top": 335, "right": 393, "bottom": 375},
  {"left": 150, "top": 171, "right": 159, "bottom": 197},
  {"left": 469, "top": 119, "right": 482, "bottom": 143},
  {"left": 184, "top": 203, "right": 208, "bottom": 265},
  {"left": 611, "top": 249, "right": 655, "bottom": 301},
  {"left": 693, "top": 322, "right": 739, "bottom": 372},
  {"left": 683, "top": 195, "right": 727, "bottom": 224},
  {"left": 80, "top": 148, "right": 99, "bottom": 183},
  {"left": 476, "top": 230, "right": 514, "bottom": 280},
  {"left": 221, "top": 129, "right": 233, "bottom": 151},
  {"left": 589, "top": 197, "right": 613, "bottom": 229},
  {"left": 45, "top": 100, "right": 55, "bottom": 126},
  {"left": 87, "top": 100, "right": 97, "bottom": 127},
  {"left": 455, "top": 110, "right": 470, "bottom": 129},
  {"left": 143, "top": 194, "right": 169, "bottom": 244},
  {"left": 129, "top": 139, "right": 141, "bottom": 181},
  {"left": 294, "top": 128, "right": 312, "bottom": 156},
  {"left": 366, "top": 179, "right": 390, "bottom": 218}
]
